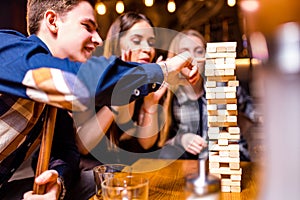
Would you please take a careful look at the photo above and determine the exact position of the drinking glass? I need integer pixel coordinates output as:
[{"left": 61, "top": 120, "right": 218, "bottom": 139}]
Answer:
[
  {"left": 101, "top": 175, "right": 149, "bottom": 200},
  {"left": 93, "top": 164, "right": 132, "bottom": 200}
]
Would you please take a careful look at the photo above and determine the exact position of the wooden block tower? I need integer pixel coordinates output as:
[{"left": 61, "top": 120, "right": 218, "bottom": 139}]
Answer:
[{"left": 204, "top": 42, "right": 242, "bottom": 192}]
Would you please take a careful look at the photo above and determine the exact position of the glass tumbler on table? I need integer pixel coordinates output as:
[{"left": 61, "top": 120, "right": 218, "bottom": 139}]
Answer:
[
  {"left": 101, "top": 175, "right": 149, "bottom": 200},
  {"left": 93, "top": 164, "right": 132, "bottom": 200}
]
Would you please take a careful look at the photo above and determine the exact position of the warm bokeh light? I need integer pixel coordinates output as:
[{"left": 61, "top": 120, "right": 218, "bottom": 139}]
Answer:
[
  {"left": 144, "top": 0, "right": 154, "bottom": 7},
  {"left": 95, "top": 2, "right": 106, "bottom": 15},
  {"left": 240, "top": 0, "right": 259, "bottom": 12},
  {"left": 227, "top": 0, "right": 236, "bottom": 7},
  {"left": 276, "top": 22, "right": 300, "bottom": 74},
  {"left": 116, "top": 1, "right": 125, "bottom": 14},
  {"left": 249, "top": 32, "right": 269, "bottom": 62},
  {"left": 167, "top": 0, "right": 176, "bottom": 13}
]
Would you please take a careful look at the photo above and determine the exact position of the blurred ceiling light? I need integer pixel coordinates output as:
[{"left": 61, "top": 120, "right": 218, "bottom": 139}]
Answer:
[
  {"left": 227, "top": 0, "right": 236, "bottom": 7},
  {"left": 95, "top": 1, "right": 106, "bottom": 15},
  {"left": 116, "top": 0, "right": 125, "bottom": 14},
  {"left": 240, "top": 0, "right": 259, "bottom": 12},
  {"left": 167, "top": 0, "right": 176, "bottom": 13},
  {"left": 144, "top": 0, "right": 154, "bottom": 7}
]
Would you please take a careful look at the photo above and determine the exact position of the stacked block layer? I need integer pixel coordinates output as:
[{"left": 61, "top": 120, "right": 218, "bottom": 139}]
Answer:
[{"left": 205, "top": 42, "right": 242, "bottom": 193}]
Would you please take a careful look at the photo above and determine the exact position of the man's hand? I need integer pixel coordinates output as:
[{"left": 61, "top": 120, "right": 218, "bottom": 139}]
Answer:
[
  {"left": 160, "top": 51, "right": 199, "bottom": 86},
  {"left": 23, "top": 170, "right": 61, "bottom": 200}
]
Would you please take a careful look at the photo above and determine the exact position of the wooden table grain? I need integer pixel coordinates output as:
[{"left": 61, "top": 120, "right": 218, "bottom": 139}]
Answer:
[{"left": 91, "top": 159, "right": 261, "bottom": 200}]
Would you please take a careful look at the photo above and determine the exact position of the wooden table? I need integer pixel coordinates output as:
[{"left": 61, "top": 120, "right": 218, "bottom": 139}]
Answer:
[{"left": 91, "top": 159, "right": 261, "bottom": 200}]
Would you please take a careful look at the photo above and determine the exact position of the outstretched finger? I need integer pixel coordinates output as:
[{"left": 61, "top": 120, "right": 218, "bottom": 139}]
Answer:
[
  {"left": 121, "top": 49, "right": 132, "bottom": 61},
  {"left": 155, "top": 55, "right": 163, "bottom": 63}
]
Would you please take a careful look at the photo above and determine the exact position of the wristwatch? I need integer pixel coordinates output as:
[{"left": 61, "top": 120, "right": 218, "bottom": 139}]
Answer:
[{"left": 57, "top": 176, "right": 66, "bottom": 200}]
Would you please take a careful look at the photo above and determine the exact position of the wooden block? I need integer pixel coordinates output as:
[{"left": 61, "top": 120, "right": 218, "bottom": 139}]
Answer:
[
  {"left": 206, "top": 52, "right": 237, "bottom": 58},
  {"left": 216, "top": 46, "right": 227, "bottom": 52},
  {"left": 215, "top": 58, "right": 225, "bottom": 64},
  {"left": 222, "top": 133, "right": 240, "bottom": 140},
  {"left": 210, "top": 167, "right": 242, "bottom": 175},
  {"left": 221, "top": 185, "right": 231, "bottom": 192},
  {"left": 227, "top": 116, "right": 237, "bottom": 122},
  {"left": 217, "top": 109, "right": 228, "bottom": 115},
  {"left": 208, "top": 133, "right": 240, "bottom": 140},
  {"left": 207, "top": 75, "right": 236, "bottom": 82},
  {"left": 206, "top": 46, "right": 217, "bottom": 53},
  {"left": 208, "top": 110, "right": 237, "bottom": 116},
  {"left": 209, "top": 156, "right": 240, "bottom": 164},
  {"left": 230, "top": 162, "right": 240, "bottom": 169},
  {"left": 215, "top": 69, "right": 225, "bottom": 76},
  {"left": 226, "top": 45, "right": 237, "bottom": 52},
  {"left": 221, "top": 179, "right": 241, "bottom": 187},
  {"left": 226, "top": 92, "right": 236, "bottom": 99},
  {"left": 218, "top": 139, "right": 228, "bottom": 146},
  {"left": 219, "top": 150, "right": 230, "bottom": 157},
  {"left": 225, "top": 57, "right": 236, "bottom": 64},
  {"left": 209, "top": 162, "right": 220, "bottom": 169},
  {"left": 230, "top": 150, "right": 240, "bottom": 158},
  {"left": 230, "top": 134, "right": 240, "bottom": 140},
  {"left": 228, "top": 127, "right": 240, "bottom": 134},
  {"left": 205, "top": 87, "right": 216, "bottom": 93},
  {"left": 207, "top": 86, "right": 236, "bottom": 93},
  {"left": 224, "top": 87, "right": 237, "bottom": 92},
  {"left": 231, "top": 186, "right": 241, "bottom": 192},
  {"left": 205, "top": 81, "right": 217, "bottom": 88},
  {"left": 219, "top": 132, "right": 231, "bottom": 139},
  {"left": 231, "top": 174, "right": 242, "bottom": 181},
  {"left": 208, "top": 127, "right": 220, "bottom": 134},
  {"left": 224, "top": 69, "right": 235, "bottom": 75},
  {"left": 209, "top": 143, "right": 239, "bottom": 151},
  {"left": 216, "top": 92, "right": 226, "bottom": 99},
  {"left": 217, "top": 115, "right": 227, "bottom": 122},
  {"left": 208, "top": 133, "right": 219, "bottom": 139},
  {"left": 207, "top": 99, "right": 237, "bottom": 104},
  {"left": 205, "top": 58, "right": 215, "bottom": 64},
  {"left": 221, "top": 178, "right": 232, "bottom": 186},
  {"left": 206, "top": 63, "right": 236, "bottom": 70},
  {"left": 205, "top": 69, "right": 215, "bottom": 76},
  {"left": 208, "top": 121, "right": 237, "bottom": 127},
  {"left": 214, "top": 87, "right": 226, "bottom": 92},
  {"left": 227, "top": 104, "right": 237, "bottom": 110},
  {"left": 207, "top": 104, "right": 217, "bottom": 110},
  {"left": 206, "top": 92, "right": 216, "bottom": 99},
  {"left": 208, "top": 116, "right": 217, "bottom": 122},
  {"left": 205, "top": 63, "right": 217, "bottom": 70},
  {"left": 230, "top": 181, "right": 241, "bottom": 187},
  {"left": 206, "top": 42, "right": 237, "bottom": 49},
  {"left": 228, "top": 80, "right": 239, "bottom": 87}
]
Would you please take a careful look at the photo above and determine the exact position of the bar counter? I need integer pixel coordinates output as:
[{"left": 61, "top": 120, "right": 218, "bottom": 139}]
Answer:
[{"left": 91, "top": 159, "right": 261, "bottom": 200}]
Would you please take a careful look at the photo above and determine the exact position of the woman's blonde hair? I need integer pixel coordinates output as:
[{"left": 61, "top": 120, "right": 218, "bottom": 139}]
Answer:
[{"left": 158, "top": 29, "right": 206, "bottom": 147}]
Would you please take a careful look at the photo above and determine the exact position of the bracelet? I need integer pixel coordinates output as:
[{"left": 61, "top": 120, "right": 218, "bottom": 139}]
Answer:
[
  {"left": 163, "top": 62, "right": 168, "bottom": 82},
  {"left": 57, "top": 176, "right": 66, "bottom": 200},
  {"left": 143, "top": 107, "right": 157, "bottom": 114},
  {"left": 160, "top": 62, "right": 168, "bottom": 82},
  {"left": 158, "top": 62, "right": 169, "bottom": 89}
]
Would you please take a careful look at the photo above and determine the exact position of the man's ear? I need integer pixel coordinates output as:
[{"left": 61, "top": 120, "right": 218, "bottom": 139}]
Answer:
[{"left": 44, "top": 10, "right": 58, "bottom": 34}]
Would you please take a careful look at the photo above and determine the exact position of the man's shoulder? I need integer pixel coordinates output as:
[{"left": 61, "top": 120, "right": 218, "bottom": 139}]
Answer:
[{"left": 0, "top": 29, "right": 26, "bottom": 38}]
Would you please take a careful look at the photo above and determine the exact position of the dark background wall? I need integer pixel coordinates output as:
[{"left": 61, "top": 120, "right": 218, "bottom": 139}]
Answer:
[{"left": 0, "top": 0, "right": 27, "bottom": 35}]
